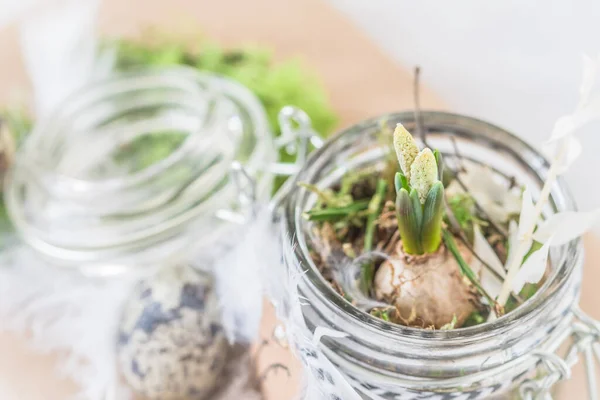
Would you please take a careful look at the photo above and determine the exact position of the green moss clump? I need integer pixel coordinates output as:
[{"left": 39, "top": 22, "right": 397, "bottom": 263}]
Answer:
[{"left": 112, "top": 36, "right": 338, "bottom": 172}]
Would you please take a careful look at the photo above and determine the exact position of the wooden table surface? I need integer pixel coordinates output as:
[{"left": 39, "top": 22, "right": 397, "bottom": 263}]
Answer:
[{"left": 0, "top": 0, "right": 598, "bottom": 399}]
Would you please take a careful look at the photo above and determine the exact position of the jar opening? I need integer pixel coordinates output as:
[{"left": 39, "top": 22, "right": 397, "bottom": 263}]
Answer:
[
  {"left": 285, "top": 111, "right": 582, "bottom": 339},
  {"left": 6, "top": 68, "right": 275, "bottom": 270}
]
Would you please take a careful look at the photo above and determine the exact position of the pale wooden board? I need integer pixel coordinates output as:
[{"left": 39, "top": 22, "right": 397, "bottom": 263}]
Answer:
[{"left": 0, "top": 0, "right": 598, "bottom": 398}]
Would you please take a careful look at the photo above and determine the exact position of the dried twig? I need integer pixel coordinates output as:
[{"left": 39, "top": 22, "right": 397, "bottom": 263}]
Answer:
[
  {"left": 450, "top": 136, "right": 466, "bottom": 173},
  {"left": 447, "top": 167, "right": 509, "bottom": 239},
  {"left": 413, "top": 66, "right": 429, "bottom": 148}
]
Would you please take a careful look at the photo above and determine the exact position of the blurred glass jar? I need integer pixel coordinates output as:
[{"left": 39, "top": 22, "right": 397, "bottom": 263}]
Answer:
[
  {"left": 281, "top": 112, "right": 599, "bottom": 399},
  {"left": 5, "top": 67, "right": 276, "bottom": 275}
]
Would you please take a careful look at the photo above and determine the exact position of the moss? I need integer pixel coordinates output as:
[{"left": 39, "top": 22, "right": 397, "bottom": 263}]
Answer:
[
  {"left": 447, "top": 192, "right": 477, "bottom": 241},
  {"left": 112, "top": 35, "right": 338, "bottom": 192}
]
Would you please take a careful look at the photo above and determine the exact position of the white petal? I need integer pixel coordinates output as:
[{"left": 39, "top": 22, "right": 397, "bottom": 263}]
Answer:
[
  {"left": 534, "top": 209, "right": 600, "bottom": 246},
  {"left": 512, "top": 240, "right": 552, "bottom": 294},
  {"left": 505, "top": 220, "right": 533, "bottom": 272},
  {"left": 549, "top": 95, "right": 600, "bottom": 142},
  {"left": 474, "top": 226, "right": 506, "bottom": 299},
  {"left": 461, "top": 163, "right": 522, "bottom": 224},
  {"left": 550, "top": 114, "right": 577, "bottom": 142},
  {"left": 518, "top": 188, "right": 536, "bottom": 238},
  {"left": 480, "top": 269, "right": 503, "bottom": 301},
  {"left": 504, "top": 221, "right": 518, "bottom": 270},
  {"left": 462, "top": 163, "right": 506, "bottom": 201},
  {"left": 503, "top": 191, "right": 526, "bottom": 215},
  {"left": 543, "top": 136, "right": 582, "bottom": 173},
  {"left": 543, "top": 136, "right": 582, "bottom": 174},
  {"left": 547, "top": 54, "right": 600, "bottom": 148},
  {"left": 474, "top": 226, "right": 505, "bottom": 278}
]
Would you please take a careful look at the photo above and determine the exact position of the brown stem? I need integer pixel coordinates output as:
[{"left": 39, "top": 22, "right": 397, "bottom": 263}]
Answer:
[
  {"left": 413, "top": 66, "right": 429, "bottom": 148},
  {"left": 450, "top": 136, "right": 466, "bottom": 173},
  {"left": 447, "top": 167, "right": 508, "bottom": 240}
]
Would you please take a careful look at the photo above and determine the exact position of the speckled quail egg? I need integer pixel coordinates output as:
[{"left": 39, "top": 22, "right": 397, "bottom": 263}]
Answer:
[{"left": 117, "top": 264, "right": 230, "bottom": 400}]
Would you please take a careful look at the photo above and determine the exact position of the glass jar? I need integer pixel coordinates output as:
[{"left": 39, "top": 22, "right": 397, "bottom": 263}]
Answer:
[
  {"left": 5, "top": 67, "right": 276, "bottom": 275},
  {"left": 280, "top": 111, "right": 600, "bottom": 399}
]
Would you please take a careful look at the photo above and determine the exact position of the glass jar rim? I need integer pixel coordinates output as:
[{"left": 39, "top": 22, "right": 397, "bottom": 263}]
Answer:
[
  {"left": 21, "top": 68, "right": 221, "bottom": 193},
  {"left": 5, "top": 67, "right": 275, "bottom": 267},
  {"left": 283, "top": 110, "right": 583, "bottom": 340}
]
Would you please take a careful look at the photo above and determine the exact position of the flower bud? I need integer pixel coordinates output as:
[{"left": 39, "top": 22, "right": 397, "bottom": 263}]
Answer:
[
  {"left": 393, "top": 123, "right": 419, "bottom": 180},
  {"left": 410, "top": 148, "right": 438, "bottom": 204}
]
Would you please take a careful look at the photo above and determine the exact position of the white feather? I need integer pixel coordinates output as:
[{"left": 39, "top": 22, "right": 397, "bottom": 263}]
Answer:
[
  {"left": 0, "top": 243, "right": 139, "bottom": 400},
  {"left": 0, "top": 0, "right": 39, "bottom": 27},
  {"left": 0, "top": 4, "right": 128, "bottom": 398},
  {"left": 214, "top": 209, "right": 276, "bottom": 344},
  {"left": 18, "top": 0, "right": 112, "bottom": 118}
]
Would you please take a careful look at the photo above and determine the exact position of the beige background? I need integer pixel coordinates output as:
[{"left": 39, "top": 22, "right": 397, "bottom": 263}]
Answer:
[{"left": 0, "top": 0, "right": 598, "bottom": 398}]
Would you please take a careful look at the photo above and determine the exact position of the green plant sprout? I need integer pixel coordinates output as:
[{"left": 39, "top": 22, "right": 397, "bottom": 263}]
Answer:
[
  {"left": 371, "top": 124, "right": 487, "bottom": 328},
  {"left": 393, "top": 124, "right": 444, "bottom": 255}
]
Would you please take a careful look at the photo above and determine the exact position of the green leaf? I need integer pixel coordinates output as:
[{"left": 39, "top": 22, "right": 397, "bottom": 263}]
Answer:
[
  {"left": 394, "top": 172, "right": 402, "bottom": 193},
  {"left": 447, "top": 193, "right": 475, "bottom": 228},
  {"left": 303, "top": 200, "right": 370, "bottom": 221},
  {"left": 442, "top": 229, "right": 497, "bottom": 306},
  {"left": 421, "top": 181, "right": 444, "bottom": 253},
  {"left": 410, "top": 188, "right": 423, "bottom": 237},
  {"left": 394, "top": 172, "right": 410, "bottom": 193},
  {"left": 396, "top": 188, "right": 423, "bottom": 254},
  {"left": 433, "top": 149, "right": 445, "bottom": 182},
  {"left": 463, "top": 310, "right": 486, "bottom": 327},
  {"left": 370, "top": 307, "right": 394, "bottom": 322},
  {"left": 440, "top": 315, "right": 458, "bottom": 330},
  {"left": 523, "top": 240, "right": 543, "bottom": 263}
]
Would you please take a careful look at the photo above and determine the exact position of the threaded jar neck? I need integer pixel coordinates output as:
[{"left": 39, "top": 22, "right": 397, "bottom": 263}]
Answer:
[
  {"left": 6, "top": 68, "right": 275, "bottom": 273},
  {"left": 282, "top": 111, "right": 582, "bottom": 396}
]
